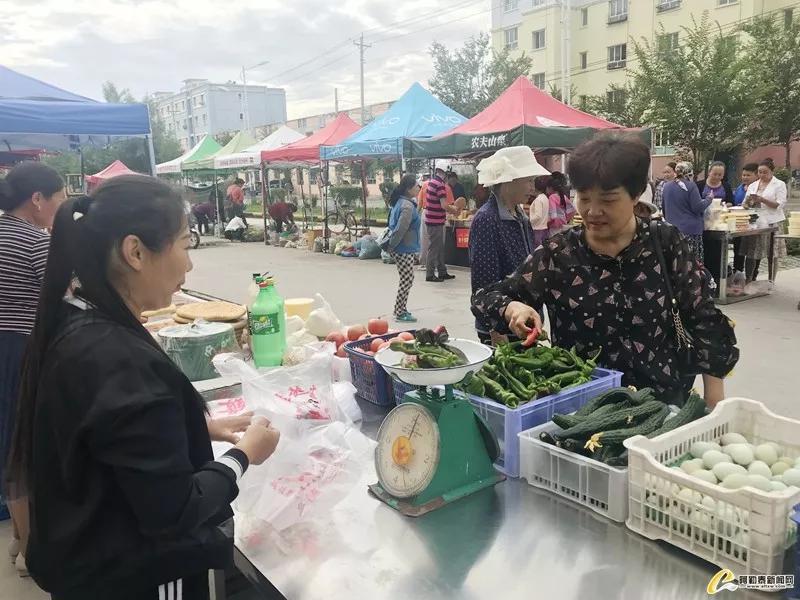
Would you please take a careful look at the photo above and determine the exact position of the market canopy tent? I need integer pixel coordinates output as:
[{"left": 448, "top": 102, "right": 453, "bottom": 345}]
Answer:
[
  {"left": 0, "top": 65, "right": 154, "bottom": 166},
  {"left": 85, "top": 160, "right": 140, "bottom": 186},
  {"left": 156, "top": 135, "right": 222, "bottom": 175},
  {"left": 182, "top": 131, "right": 258, "bottom": 171},
  {"left": 214, "top": 125, "right": 303, "bottom": 170},
  {"left": 261, "top": 113, "right": 360, "bottom": 166},
  {"left": 320, "top": 83, "right": 466, "bottom": 160},
  {"left": 404, "top": 76, "right": 648, "bottom": 158}
]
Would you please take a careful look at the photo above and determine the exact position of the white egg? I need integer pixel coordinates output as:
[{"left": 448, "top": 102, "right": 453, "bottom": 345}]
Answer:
[
  {"left": 727, "top": 444, "right": 754, "bottom": 466},
  {"left": 777, "top": 456, "right": 794, "bottom": 466},
  {"left": 713, "top": 462, "right": 746, "bottom": 481},
  {"left": 701, "top": 495, "right": 717, "bottom": 512},
  {"left": 721, "top": 473, "right": 749, "bottom": 489},
  {"left": 794, "top": 457, "right": 800, "bottom": 468},
  {"left": 746, "top": 474, "right": 772, "bottom": 492},
  {"left": 691, "top": 441, "right": 719, "bottom": 458},
  {"left": 764, "top": 442, "right": 782, "bottom": 455},
  {"left": 703, "top": 450, "right": 733, "bottom": 469},
  {"left": 681, "top": 458, "right": 705, "bottom": 475},
  {"left": 693, "top": 469, "right": 718, "bottom": 484},
  {"left": 747, "top": 460, "right": 772, "bottom": 479},
  {"left": 720, "top": 432, "right": 748, "bottom": 446},
  {"left": 781, "top": 468, "right": 800, "bottom": 487},
  {"left": 770, "top": 461, "right": 791, "bottom": 476},
  {"left": 754, "top": 444, "right": 778, "bottom": 466},
  {"left": 769, "top": 481, "right": 788, "bottom": 492}
]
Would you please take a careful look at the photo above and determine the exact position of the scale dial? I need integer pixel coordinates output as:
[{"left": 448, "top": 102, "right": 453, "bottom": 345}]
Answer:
[{"left": 375, "top": 403, "right": 440, "bottom": 499}]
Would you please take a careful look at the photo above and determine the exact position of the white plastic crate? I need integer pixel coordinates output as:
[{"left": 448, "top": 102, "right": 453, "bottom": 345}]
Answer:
[
  {"left": 625, "top": 397, "right": 800, "bottom": 577},
  {"left": 519, "top": 421, "right": 629, "bottom": 522}
]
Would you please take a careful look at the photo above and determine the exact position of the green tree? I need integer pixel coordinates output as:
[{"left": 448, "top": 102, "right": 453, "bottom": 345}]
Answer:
[
  {"left": 583, "top": 83, "right": 646, "bottom": 127},
  {"left": 428, "top": 33, "right": 534, "bottom": 117},
  {"left": 629, "top": 14, "right": 750, "bottom": 171},
  {"left": 546, "top": 83, "right": 578, "bottom": 106},
  {"left": 739, "top": 14, "right": 800, "bottom": 169},
  {"left": 101, "top": 81, "right": 136, "bottom": 104}
]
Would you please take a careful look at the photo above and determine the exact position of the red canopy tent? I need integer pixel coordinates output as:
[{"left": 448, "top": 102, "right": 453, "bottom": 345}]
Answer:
[
  {"left": 260, "top": 113, "right": 360, "bottom": 165},
  {"left": 406, "top": 76, "right": 648, "bottom": 158},
  {"left": 85, "top": 160, "right": 140, "bottom": 187}
]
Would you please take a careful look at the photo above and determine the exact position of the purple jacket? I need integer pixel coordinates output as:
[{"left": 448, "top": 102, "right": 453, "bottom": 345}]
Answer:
[{"left": 662, "top": 178, "right": 710, "bottom": 236}]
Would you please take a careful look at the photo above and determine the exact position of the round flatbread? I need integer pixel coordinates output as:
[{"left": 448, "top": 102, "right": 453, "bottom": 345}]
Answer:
[
  {"left": 232, "top": 316, "right": 249, "bottom": 331},
  {"left": 173, "top": 315, "right": 194, "bottom": 325},
  {"left": 142, "top": 304, "right": 176, "bottom": 319},
  {"left": 176, "top": 301, "right": 246, "bottom": 323},
  {"left": 144, "top": 319, "right": 177, "bottom": 333}
]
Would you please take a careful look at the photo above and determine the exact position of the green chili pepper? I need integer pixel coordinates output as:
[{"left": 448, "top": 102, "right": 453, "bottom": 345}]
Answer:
[
  {"left": 509, "top": 353, "right": 554, "bottom": 370},
  {"left": 477, "top": 372, "right": 518, "bottom": 407}
]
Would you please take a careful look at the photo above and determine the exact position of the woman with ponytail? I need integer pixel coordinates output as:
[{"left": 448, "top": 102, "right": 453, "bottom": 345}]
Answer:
[
  {"left": 6, "top": 175, "right": 280, "bottom": 600},
  {"left": 0, "top": 162, "right": 65, "bottom": 577}
]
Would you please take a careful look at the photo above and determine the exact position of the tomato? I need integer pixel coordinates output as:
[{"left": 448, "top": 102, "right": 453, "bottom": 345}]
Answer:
[
  {"left": 347, "top": 324, "right": 368, "bottom": 341},
  {"left": 325, "top": 331, "right": 346, "bottom": 348},
  {"left": 367, "top": 318, "right": 389, "bottom": 335},
  {"left": 397, "top": 331, "right": 414, "bottom": 341},
  {"left": 335, "top": 345, "right": 348, "bottom": 358},
  {"left": 378, "top": 342, "right": 391, "bottom": 351},
  {"left": 370, "top": 338, "right": 384, "bottom": 353}
]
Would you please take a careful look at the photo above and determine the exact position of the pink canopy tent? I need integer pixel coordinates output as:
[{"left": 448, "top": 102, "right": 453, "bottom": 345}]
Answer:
[
  {"left": 85, "top": 160, "right": 140, "bottom": 187},
  {"left": 260, "top": 113, "right": 360, "bottom": 165}
]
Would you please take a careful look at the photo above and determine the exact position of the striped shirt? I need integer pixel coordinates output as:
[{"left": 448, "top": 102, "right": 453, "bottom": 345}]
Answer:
[
  {"left": 0, "top": 214, "right": 49, "bottom": 334},
  {"left": 424, "top": 175, "right": 447, "bottom": 225}
]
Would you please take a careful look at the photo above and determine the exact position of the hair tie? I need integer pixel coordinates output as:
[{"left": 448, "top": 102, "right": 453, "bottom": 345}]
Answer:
[{"left": 72, "top": 195, "right": 93, "bottom": 222}]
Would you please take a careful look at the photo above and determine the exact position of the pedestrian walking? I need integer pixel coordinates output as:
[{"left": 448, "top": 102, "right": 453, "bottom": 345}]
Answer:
[{"left": 386, "top": 175, "right": 421, "bottom": 322}]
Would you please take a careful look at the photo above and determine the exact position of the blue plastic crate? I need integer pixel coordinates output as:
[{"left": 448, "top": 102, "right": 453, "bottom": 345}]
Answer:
[
  {"left": 392, "top": 379, "right": 418, "bottom": 404},
  {"left": 462, "top": 368, "right": 624, "bottom": 478},
  {"left": 343, "top": 331, "right": 415, "bottom": 406}
]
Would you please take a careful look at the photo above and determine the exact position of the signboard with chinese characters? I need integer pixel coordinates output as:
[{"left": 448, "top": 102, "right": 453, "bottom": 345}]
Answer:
[{"left": 456, "top": 227, "right": 470, "bottom": 249}]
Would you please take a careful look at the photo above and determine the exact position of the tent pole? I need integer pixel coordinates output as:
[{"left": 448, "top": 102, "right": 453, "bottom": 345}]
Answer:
[
  {"left": 265, "top": 166, "right": 272, "bottom": 244},
  {"left": 146, "top": 135, "right": 157, "bottom": 176},
  {"left": 261, "top": 162, "right": 268, "bottom": 245},
  {"left": 214, "top": 170, "right": 223, "bottom": 238},
  {"left": 323, "top": 160, "right": 330, "bottom": 252},
  {"left": 361, "top": 160, "right": 368, "bottom": 233}
]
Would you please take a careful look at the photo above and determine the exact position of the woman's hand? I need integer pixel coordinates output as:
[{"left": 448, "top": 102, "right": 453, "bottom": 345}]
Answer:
[
  {"left": 236, "top": 417, "right": 281, "bottom": 466},
  {"left": 502, "top": 301, "right": 543, "bottom": 339},
  {"left": 207, "top": 411, "right": 254, "bottom": 443}
]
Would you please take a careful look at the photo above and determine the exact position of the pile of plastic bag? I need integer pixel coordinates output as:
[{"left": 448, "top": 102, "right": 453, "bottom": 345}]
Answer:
[{"left": 354, "top": 234, "right": 381, "bottom": 260}]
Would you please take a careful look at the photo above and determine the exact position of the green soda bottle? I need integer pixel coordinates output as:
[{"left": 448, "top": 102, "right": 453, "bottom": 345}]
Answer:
[{"left": 249, "top": 277, "right": 287, "bottom": 367}]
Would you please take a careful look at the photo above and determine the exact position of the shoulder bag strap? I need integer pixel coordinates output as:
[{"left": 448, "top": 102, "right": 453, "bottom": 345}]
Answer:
[{"left": 649, "top": 220, "right": 693, "bottom": 351}]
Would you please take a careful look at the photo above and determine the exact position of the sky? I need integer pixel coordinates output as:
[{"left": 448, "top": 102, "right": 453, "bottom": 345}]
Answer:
[{"left": 1, "top": 0, "right": 491, "bottom": 120}]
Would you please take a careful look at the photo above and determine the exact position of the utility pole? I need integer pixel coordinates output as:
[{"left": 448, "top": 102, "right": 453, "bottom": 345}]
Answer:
[
  {"left": 560, "top": 0, "right": 571, "bottom": 105},
  {"left": 241, "top": 65, "right": 251, "bottom": 134},
  {"left": 354, "top": 34, "right": 371, "bottom": 124},
  {"left": 334, "top": 87, "right": 339, "bottom": 114}
]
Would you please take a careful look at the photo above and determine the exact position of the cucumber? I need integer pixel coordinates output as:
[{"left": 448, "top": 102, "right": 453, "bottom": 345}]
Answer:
[
  {"left": 552, "top": 401, "right": 628, "bottom": 430},
  {"left": 556, "top": 400, "right": 665, "bottom": 441},
  {"left": 573, "top": 387, "right": 635, "bottom": 417},
  {"left": 588, "top": 404, "right": 670, "bottom": 447},
  {"left": 646, "top": 392, "right": 706, "bottom": 439}
]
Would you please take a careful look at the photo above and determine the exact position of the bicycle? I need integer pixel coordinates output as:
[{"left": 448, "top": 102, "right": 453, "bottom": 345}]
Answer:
[{"left": 323, "top": 194, "right": 360, "bottom": 239}]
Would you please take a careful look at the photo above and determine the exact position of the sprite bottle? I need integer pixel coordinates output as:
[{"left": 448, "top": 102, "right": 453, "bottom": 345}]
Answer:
[{"left": 249, "top": 277, "right": 286, "bottom": 367}]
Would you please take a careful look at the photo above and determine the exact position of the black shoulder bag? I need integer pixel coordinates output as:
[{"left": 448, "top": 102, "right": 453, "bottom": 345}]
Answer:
[{"left": 648, "top": 220, "right": 696, "bottom": 374}]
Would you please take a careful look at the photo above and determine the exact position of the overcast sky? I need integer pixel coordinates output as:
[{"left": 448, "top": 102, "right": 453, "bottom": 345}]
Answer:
[{"left": 1, "top": 0, "right": 490, "bottom": 119}]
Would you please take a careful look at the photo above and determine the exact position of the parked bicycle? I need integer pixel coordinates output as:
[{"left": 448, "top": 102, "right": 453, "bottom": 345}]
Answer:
[{"left": 323, "top": 194, "right": 360, "bottom": 239}]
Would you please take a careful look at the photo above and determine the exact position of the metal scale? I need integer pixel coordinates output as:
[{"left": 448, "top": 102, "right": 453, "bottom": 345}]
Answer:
[{"left": 370, "top": 339, "right": 505, "bottom": 517}]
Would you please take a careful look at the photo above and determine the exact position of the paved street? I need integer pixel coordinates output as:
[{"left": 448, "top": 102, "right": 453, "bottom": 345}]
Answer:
[{"left": 186, "top": 241, "right": 800, "bottom": 420}]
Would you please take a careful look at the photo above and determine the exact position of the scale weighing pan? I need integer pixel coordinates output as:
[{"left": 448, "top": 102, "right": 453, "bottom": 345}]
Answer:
[{"left": 374, "top": 338, "right": 492, "bottom": 386}]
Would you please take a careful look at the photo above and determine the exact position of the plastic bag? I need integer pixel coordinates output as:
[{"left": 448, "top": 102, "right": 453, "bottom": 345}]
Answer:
[
  {"left": 234, "top": 421, "right": 375, "bottom": 546},
  {"left": 304, "top": 293, "right": 342, "bottom": 338},
  {"left": 340, "top": 247, "right": 358, "bottom": 257},
  {"left": 381, "top": 250, "right": 395, "bottom": 264},
  {"left": 358, "top": 237, "right": 381, "bottom": 260},
  {"left": 285, "top": 315, "right": 305, "bottom": 335},
  {"left": 729, "top": 270, "right": 746, "bottom": 296}
]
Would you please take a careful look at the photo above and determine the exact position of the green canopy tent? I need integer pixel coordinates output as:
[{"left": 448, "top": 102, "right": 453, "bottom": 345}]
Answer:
[
  {"left": 182, "top": 131, "right": 259, "bottom": 172},
  {"left": 155, "top": 135, "right": 222, "bottom": 175}
]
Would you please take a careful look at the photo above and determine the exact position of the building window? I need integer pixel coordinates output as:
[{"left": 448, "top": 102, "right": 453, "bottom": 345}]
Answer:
[
  {"left": 579, "top": 51, "right": 588, "bottom": 69},
  {"left": 532, "top": 29, "right": 546, "bottom": 50},
  {"left": 608, "top": 0, "right": 628, "bottom": 23},
  {"left": 238, "top": 93, "right": 242, "bottom": 100},
  {"left": 194, "top": 116, "right": 199, "bottom": 126},
  {"left": 181, "top": 100, "right": 185, "bottom": 110},
  {"left": 606, "top": 88, "right": 628, "bottom": 110},
  {"left": 297, "top": 118, "right": 307, "bottom": 129},
  {"left": 718, "top": 0, "right": 737, "bottom": 5},
  {"left": 192, "top": 97, "right": 197, "bottom": 107},
  {"left": 200, "top": 93, "right": 205, "bottom": 106},
  {"left": 607, "top": 44, "right": 627, "bottom": 69},
  {"left": 239, "top": 113, "right": 244, "bottom": 120},
  {"left": 367, "top": 174, "right": 377, "bottom": 185},
  {"left": 182, "top": 119, "right": 187, "bottom": 129},
  {"left": 581, "top": 7, "right": 588, "bottom": 26},
  {"left": 656, "top": 0, "right": 681, "bottom": 12},
  {"left": 203, "top": 114, "right": 207, "bottom": 124},
  {"left": 785, "top": 8, "right": 794, "bottom": 27},
  {"left": 653, "top": 129, "right": 674, "bottom": 155},
  {"left": 658, "top": 32, "right": 679, "bottom": 54},
  {"left": 504, "top": 27, "right": 518, "bottom": 50},
  {"left": 531, "top": 0, "right": 545, "bottom": 7},
  {"left": 503, "top": 0, "right": 518, "bottom": 12},
  {"left": 532, "top": 72, "right": 546, "bottom": 89}
]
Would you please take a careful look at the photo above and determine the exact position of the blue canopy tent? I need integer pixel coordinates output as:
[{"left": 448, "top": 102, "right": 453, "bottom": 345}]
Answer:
[
  {"left": 0, "top": 66, "right": 155, "bottom": 173},
  {"left": 320, "top": 82, "right": 465, "bottom": 161}
]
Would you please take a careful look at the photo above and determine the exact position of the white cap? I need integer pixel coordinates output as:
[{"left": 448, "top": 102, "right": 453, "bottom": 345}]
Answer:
[{"left": 477, "top": 146, "right": 550, "bottom": 186}]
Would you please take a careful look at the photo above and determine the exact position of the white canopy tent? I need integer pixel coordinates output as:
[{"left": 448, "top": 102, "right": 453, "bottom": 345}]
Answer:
[{"left": 213, "top": 125, "right": 304, "bottom": 170}]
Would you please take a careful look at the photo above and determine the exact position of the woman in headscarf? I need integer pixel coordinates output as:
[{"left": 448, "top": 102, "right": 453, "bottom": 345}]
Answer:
[{"left": 662, "top": 161, "right": 711, "bottom": 260}]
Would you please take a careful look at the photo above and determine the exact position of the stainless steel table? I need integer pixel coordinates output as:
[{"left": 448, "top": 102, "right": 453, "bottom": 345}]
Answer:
[
  {"left": 200, "top": 386, "right": 791, "bottom": 600},
  {"left": 705, "top": 226, "right": 777, "bottom": 305}
]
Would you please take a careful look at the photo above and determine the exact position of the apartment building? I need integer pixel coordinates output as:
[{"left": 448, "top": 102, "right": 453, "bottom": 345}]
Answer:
[
  {"left": 267, "top": 101, "right": 395, "bottom": 137},
  {"left": 152, "top": 79, "right": 287, "bottom": 150},
  {"left": 493, "top": 0, "right": 797, "bottom": 100}
]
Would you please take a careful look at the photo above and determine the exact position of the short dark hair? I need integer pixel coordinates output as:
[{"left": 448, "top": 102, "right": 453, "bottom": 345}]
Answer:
[
  {"left": 447, "top": 172, "right": 458, "bottom": 180},
  {"left": 0, "top": 162, "right": 64, "bottom": 211},
  {"left": 568, "top": 135, "right": 649, "bottom": 198},
  {"left": 709, "top": 160, "right": 726, "bottom": 171},
  {"left": 234, "top": 178, "right": 245, "bottom": 185},
  {"left": 759, "top": 158, "right": 775, "bottom": 171},
  {"left": 534, "top": 176, "right": 548, "bottom": 193},
  {"left": 742, "top": 162, "right": 759, "bottom": 173},
  {"left": 390, "top": 174, "right": 418, "bottom": 207},
  {"left": 667, "top": 161, "right": 677, "bottom": 170}
]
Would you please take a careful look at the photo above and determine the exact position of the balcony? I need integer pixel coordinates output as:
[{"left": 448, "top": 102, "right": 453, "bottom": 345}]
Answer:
[
  {"left": 608, "top": 12, "right": 628, "bottom": 24},
  {"left": 607, "top": 60, "right": 626, "bottom": 70},
  {"left": 656, "top": 0, "right": 680, "bottom": 11}
]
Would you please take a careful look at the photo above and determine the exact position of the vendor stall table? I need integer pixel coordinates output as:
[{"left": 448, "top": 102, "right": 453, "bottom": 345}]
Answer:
[
  {"left": 704, "top": 226, "right": 777, "bottom": 305},
  {"left": 195, "top": 381, "right": 787, "bottom": 600},
  {"left": 444, "top": 221, "right": 471, "bottom": 268}
]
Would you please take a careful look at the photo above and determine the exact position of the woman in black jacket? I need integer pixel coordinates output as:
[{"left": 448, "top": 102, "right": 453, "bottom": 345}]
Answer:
[{"left": 7, "top": 175, "right": 280, "bottom": 600}]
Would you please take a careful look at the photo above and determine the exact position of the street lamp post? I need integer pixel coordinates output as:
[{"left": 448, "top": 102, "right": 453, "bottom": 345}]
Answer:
[{"left": 241, "top": 60, "right": 270, "bottom": 136}]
